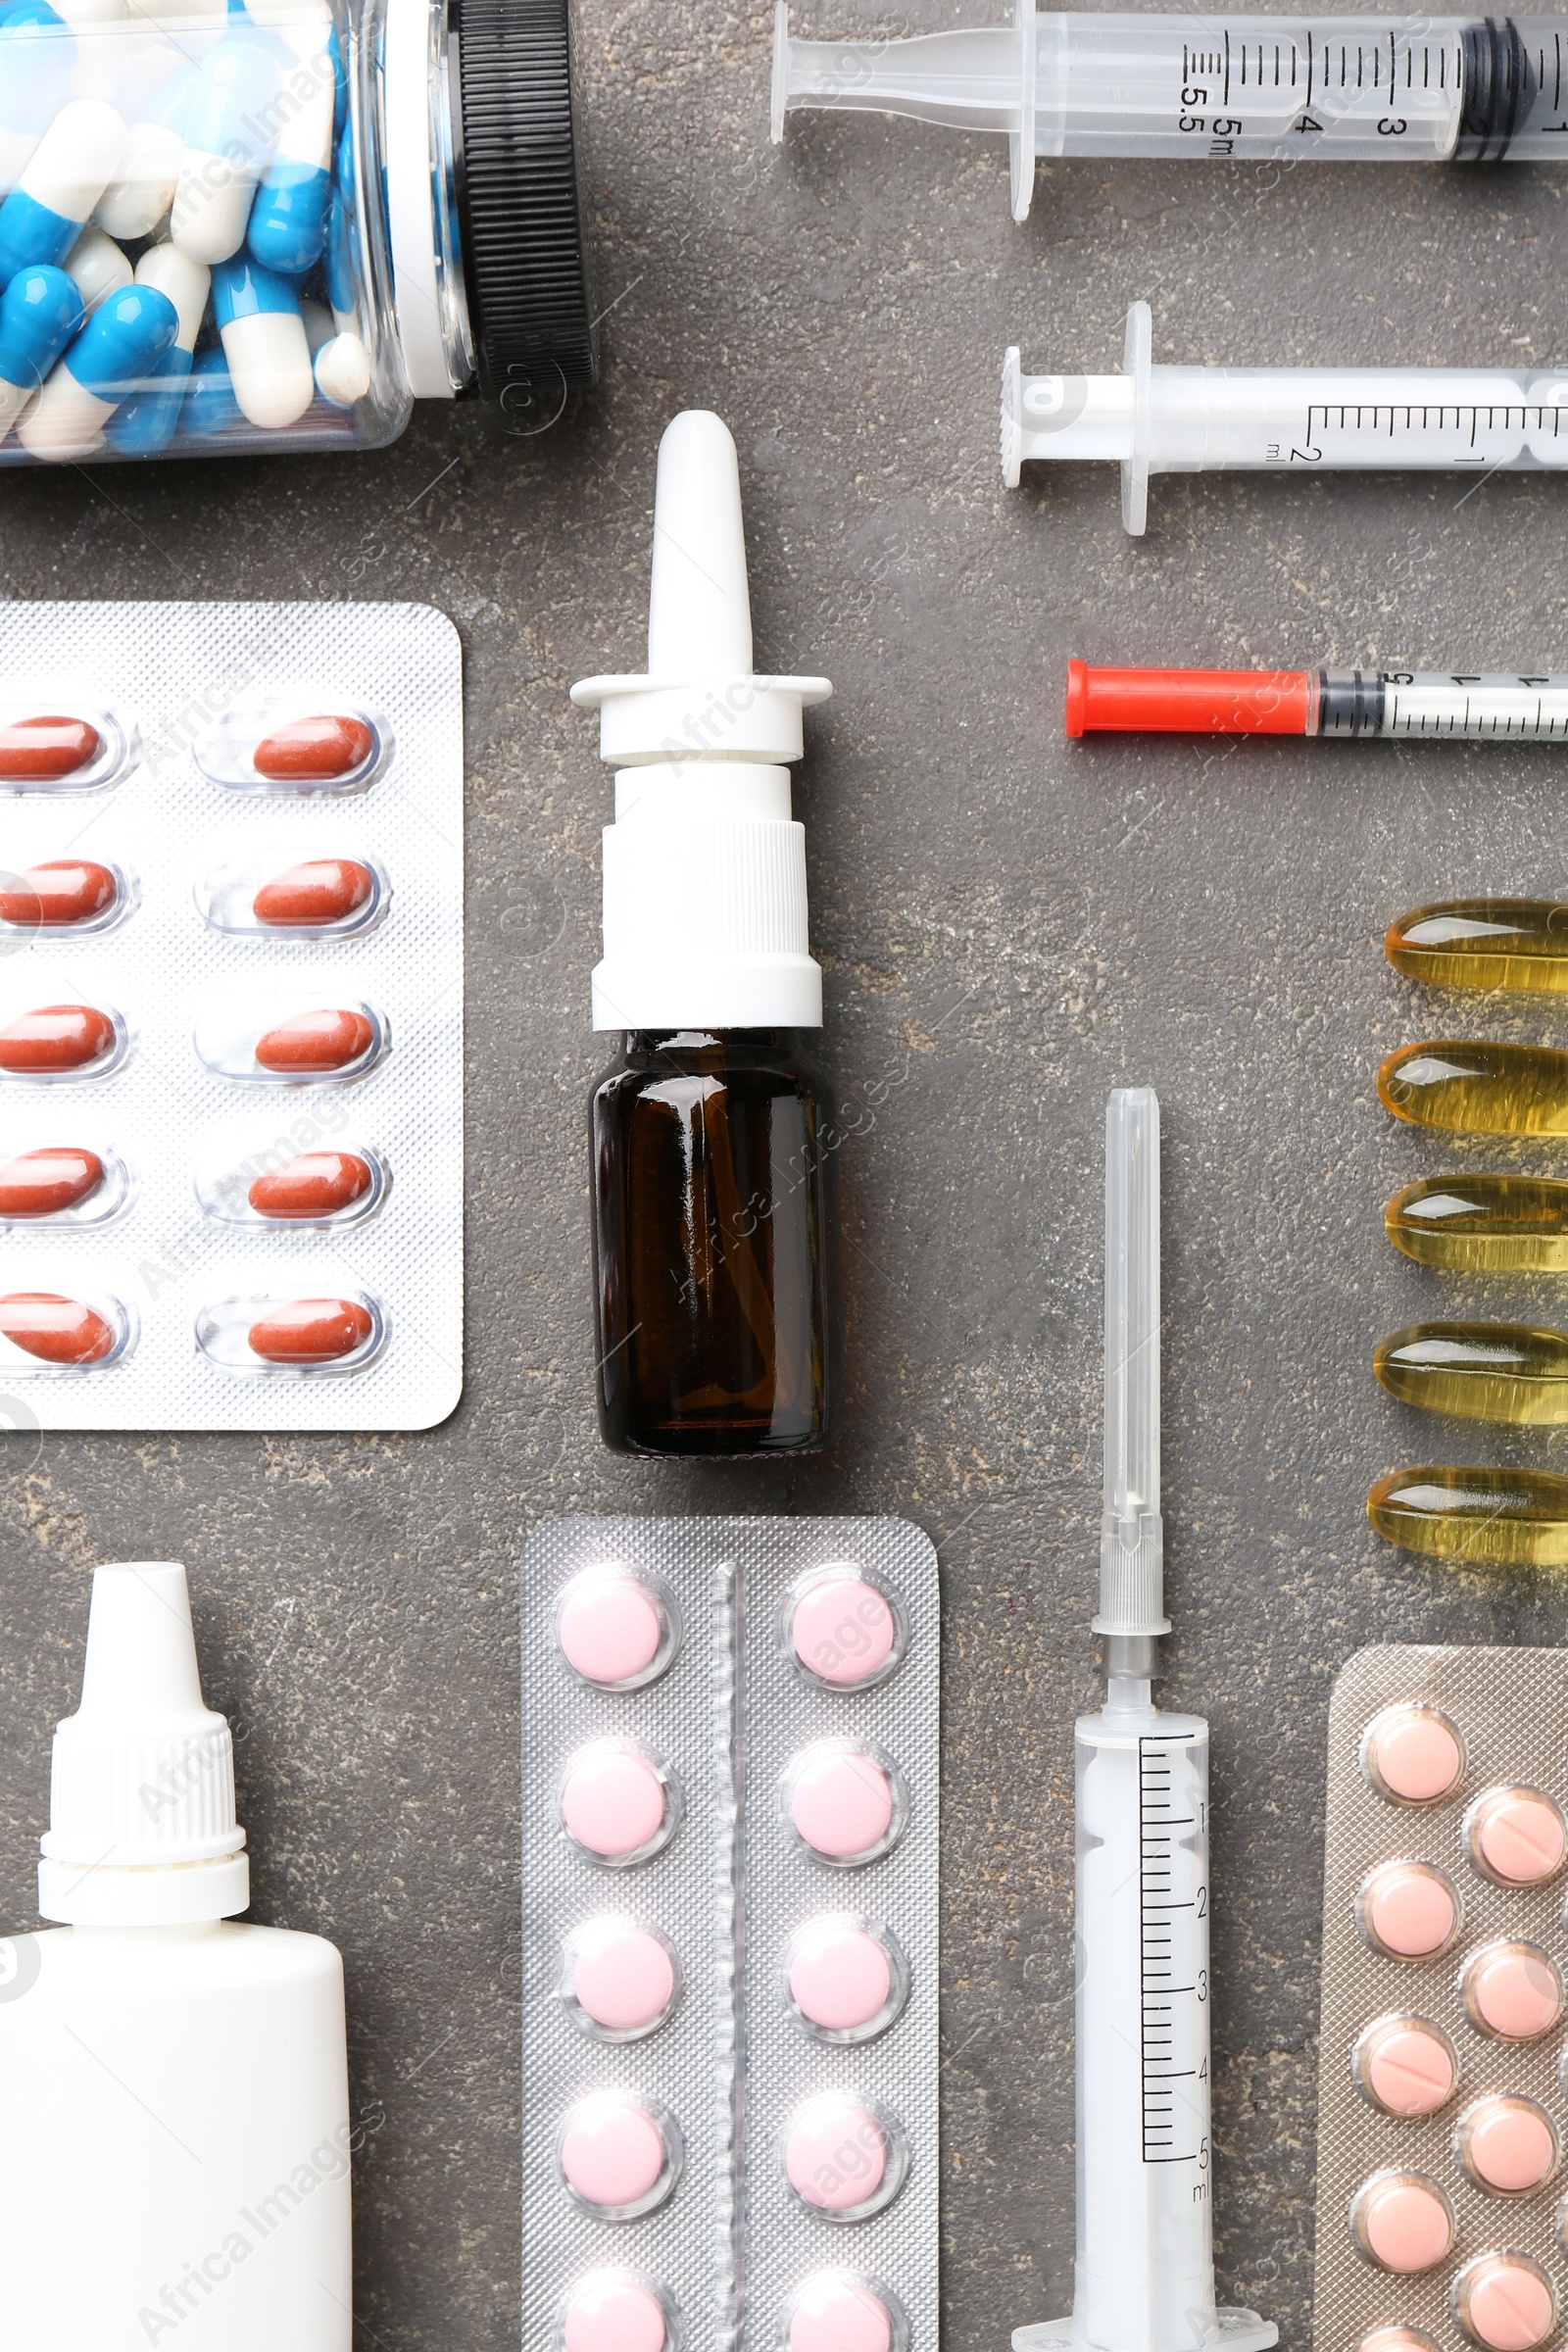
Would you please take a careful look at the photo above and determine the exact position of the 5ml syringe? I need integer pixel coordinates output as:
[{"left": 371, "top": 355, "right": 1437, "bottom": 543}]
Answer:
[
  {"left": 1004, "top": 302, "right": 1568, "bottom": 534},
  {"left": 1012, "top": 1089, "right": 1276, "bottom": 2352},
  {"left": 774, "top": 2, "right": 1568, "bottom": 220}
]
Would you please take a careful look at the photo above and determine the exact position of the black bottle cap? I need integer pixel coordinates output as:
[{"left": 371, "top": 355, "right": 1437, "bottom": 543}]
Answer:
[{"left": 452, "top": 0, "right": 597, "bottom": 416}]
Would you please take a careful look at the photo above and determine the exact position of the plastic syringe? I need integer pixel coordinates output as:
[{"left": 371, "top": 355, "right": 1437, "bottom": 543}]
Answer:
[
  {"left": 1004, "top": 302, "right": 1568, "bottom": 533},
  {"left": 773, "top": 3, "right": 1568, "bottom": 220},
  {"left": 1012, "top": 1090, "right": 1275, "bottom": 2352},
  {"left": 1065, "top": 662, "right": 1568, "bottom": 741}
]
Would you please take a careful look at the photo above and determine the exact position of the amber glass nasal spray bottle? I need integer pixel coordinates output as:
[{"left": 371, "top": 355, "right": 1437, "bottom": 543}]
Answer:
[{"left": 572, "top": 411, "right": 842, "bottom": 1457}]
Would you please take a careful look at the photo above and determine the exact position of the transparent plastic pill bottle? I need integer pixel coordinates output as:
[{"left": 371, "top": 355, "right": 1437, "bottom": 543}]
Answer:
[{"left": 0, "top": 0, "right": 595, "bottom": 467}]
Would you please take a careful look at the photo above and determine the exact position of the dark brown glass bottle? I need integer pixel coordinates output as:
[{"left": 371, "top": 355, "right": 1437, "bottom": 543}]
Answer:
[{"left": 591, "top": 1028, "right": 842, "bottom": 1456}]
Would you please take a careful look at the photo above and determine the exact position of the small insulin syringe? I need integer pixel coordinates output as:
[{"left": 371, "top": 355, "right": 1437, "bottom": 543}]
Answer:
[
  {"left": 1065, "top": 661, "right": 1568, "bottom": 742},
  {"left": 774, "top": 2, "right": 1568, "bottom": 220},
  {"left": 1005, "top": 302, "right": 1568, "bottom": 533}
]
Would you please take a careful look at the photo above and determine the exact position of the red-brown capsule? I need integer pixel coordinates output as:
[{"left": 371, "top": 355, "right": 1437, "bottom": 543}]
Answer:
[
  {"left": 0, "top": 1291, "right": 115, "bottom": 1363},
  {"left": 0, "top": 1147, "right": 105, "bottom": 1216},
  {"left": 248, "top": 1297, "right": 373, "bottom": 1363},
  {"left": 0, "top": 860, "right": 119, "bottom": 928},
  {"left": 0, "top": 1003, "right": 116, "bottom": 1071},
  {"left": 254, "top": 1007, "right": 373, "bottom": 1072},
  {"left": 252, "top": 858, "right": 373, "bottom": 928},
  {"left": 0, "top": 716, "right": 101, "bottom": 781},
  {"left": 252, "top": 715, "right": 374, "bottom": 782},
  {"left": 248, "top": 1151, "right": 373, "bottom": 1219}
]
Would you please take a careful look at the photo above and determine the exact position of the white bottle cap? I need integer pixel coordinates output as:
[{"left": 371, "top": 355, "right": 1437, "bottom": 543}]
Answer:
[
  {"left": 571, "top": 410, "right": 833, "bottom": 1031},
  {"left": 39, "top": 1561, "right": 250, "bottom": 1927}
]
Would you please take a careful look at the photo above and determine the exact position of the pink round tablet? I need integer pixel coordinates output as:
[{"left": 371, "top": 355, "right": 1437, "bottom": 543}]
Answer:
[
  {"left": 784, "top": 2093, "right": 898, "bottom": 2216},
  {"left": 1350, "top": 2172, "right": 1453, "bottom": 2273},
  {"left": 788, "top": 1746, "right": 900, "bottom": 1864},
  {"left": 562, "top": 1746, "right": 670, "bottom": 1862},
  {"left": 1454, "top": 2255, "right": 1557, "bottom": 2352},
  {"left": 569, "top": 1919, "right": 677, "bottom": 2035},
  {"left": 558, "top": 1574, "right": 670, "bottom": 1689},
  {"left": 1359, "top": 1863, "right": 1458, "bottom": 1960},
  {"left": 1468, "top": 1788, "right": 1566, "bottom": 1887},
  {"left": 788, "top": 1919, "right": 898, "bottom": 2036},
  {"left": 789, "top": 2275, "right": 895, "bottom": 2352},
  {"left": 1464, "top": 1942, "right": 1562, "bottom": 2041},
  {"left": 1362, "top": 1706, "right": 1464, "bottom": 1805},
  {"left": 791, "top": 1573, "right": 899, "bottom": 1689},
  {"left": 563, "top": 2277, "right": 668, "bottom": 2352},
  {"left": 1458, "top": 2097, "right": 1558, "bottom": 2196},
  {"left": 560, "top": 2094, "right": 674, "bottom": 2215},
  {"left": 1355, "top": 2019, "right": 1456, "bottom": 2118}
]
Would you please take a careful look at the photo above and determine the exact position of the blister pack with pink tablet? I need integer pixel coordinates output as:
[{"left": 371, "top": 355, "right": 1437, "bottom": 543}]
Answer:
[
  {"left": 521, "top": 1516, "right": 938, "bottom": 2352},
  {"left": 1314, "top": 1645, "right": 1568, "bottom": 2352}
]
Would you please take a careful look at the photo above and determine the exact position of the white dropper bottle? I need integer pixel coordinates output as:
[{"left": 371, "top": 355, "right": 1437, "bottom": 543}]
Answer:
[
  {"left": 570, "top": 412, "right": 843, "bottom": 1458},
  {"left": 0, "top": 1561, "right": 352, "bottom": 2349}
]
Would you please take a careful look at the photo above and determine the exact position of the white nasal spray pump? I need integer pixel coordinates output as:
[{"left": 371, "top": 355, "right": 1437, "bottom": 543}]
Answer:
[{"left": 1012, "top": 1093, "right": 1276, "bottom": 2352}]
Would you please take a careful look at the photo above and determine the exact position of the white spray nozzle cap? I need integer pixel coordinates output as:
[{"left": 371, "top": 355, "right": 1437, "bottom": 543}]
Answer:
[
  {"left": 1096, "top": 1088, "right": 1168, "bottom": 1639},
  {"left": 571, "top": 408, "right": 831, "bottom": 769},
  {"left": 39, "top": 1561, "right": 250, "bottom": 1928}
]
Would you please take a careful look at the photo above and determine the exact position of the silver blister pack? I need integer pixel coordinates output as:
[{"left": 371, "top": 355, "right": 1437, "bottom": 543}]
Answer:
[
  {"left": 0, "top": 600, "right": 462, "bottom": 1429},
  {"left": 1314, "top": 1643, "right": 1568, "bottom": 2352},
  {"left": 521, "top": 1516, "right": 939, "bottom": 2352}
]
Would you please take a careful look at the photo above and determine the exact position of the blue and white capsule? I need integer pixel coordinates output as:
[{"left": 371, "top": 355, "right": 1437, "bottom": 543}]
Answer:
[
  {"left": 18, "top": 279, "right": 176, "bottom": 459},
  {"left": 179, "top": 340, "right": 242, "bottom": 438},
  {"left": 0, "top": 97, "right": 127, "bottom": 282},
  {"left": 103, "top": 242, "right": 208, "bottom": 455},
  {"left": 94, "top": 60, "right": 195, "bottom": 242},
  {"left": 244, "top": 0, "right": 333, "bottom": 272},
  {"left": 170, "top": 32, "right": 284, "bottom": 266},
  {"left": 0, "top": 3, "right": 76, "bottom": 197},
  {"left": 64, "top": 222, "right": 130, "bottom": 316},
  {"left": 213, "top": 255, "right": 313, "bottom": 427},
  {"left": 0, "top": 262, "right": 81, "bottom": 438}
]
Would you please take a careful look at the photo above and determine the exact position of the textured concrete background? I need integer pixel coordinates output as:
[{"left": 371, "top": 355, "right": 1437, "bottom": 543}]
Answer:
[{"left": 5, "top": 2, "right": 1568, "bottom": 2343}]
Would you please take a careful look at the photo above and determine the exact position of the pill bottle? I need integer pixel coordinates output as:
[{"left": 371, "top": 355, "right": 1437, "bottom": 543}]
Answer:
[
  {"left": 0, "top": 1561, "right": 353, "bottom": 2346},
  {"left": 0, "top": 0, "right": 594, "bottom": 467},
  {"left": 572, "top": 411, "right": 843, "bottom": 1458}
]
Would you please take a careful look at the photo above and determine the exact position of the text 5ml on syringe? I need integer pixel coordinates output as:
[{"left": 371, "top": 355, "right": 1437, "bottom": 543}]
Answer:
[
  {"left": 773, "top": 1, "right": 1568, "bottom": 220},
  {"left": 1005, "top": 302, "right": 1568, "bottom": 534},
  {"left": 1012, "top": 1090, "right": 1275, "bottom": 2352}
]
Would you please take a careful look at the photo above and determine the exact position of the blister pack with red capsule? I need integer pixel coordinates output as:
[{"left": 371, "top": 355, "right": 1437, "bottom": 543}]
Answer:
[
  {"left": 1314, "top": 1645, "right": 1568, "bottom": 2352},
  {"left": 0, "top": 600, "right": 462, "bottom": 1429},
  {"left": 522, "top": 1517, "right": 938, "bottom": 2352}
]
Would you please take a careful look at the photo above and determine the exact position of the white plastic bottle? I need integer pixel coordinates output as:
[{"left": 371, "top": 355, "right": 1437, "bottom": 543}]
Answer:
[{"left": 0, "top": 1560, "right": 352, "bottom": 2351}]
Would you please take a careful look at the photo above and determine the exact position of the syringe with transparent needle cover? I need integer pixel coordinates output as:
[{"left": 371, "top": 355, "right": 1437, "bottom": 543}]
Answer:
[
  {"left": 1004, "top": 302, "right": 1568, "bottom": 534},
  {"left": 774, "top": 3, "right": 1568, "bottom": 221},
  {"left": 1011, "top": 1090, "right": 1276, "bottom": 2352}
]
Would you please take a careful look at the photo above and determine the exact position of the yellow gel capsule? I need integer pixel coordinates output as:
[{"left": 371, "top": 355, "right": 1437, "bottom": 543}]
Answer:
[
  {"left": 1368, "top": 1465, "right": 1568, "bottom": 1568},
  {"left": 1387, "top": 1175, "right": 1568, "bottom": 1270},
  {"left": 1387, "top": 899, "right": 1568, "bottom": 993},
  {"left": 1379, "top": 1041, "right": 1568, "bottom": 1135},
  {"left": 1375, "top": 1323, "right": 1568, "bottom": 1424}
]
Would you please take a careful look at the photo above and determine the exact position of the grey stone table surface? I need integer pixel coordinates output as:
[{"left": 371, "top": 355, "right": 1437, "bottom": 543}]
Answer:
[{"left": 5, "top": 0, "right": 1568, "bottom": 2342}]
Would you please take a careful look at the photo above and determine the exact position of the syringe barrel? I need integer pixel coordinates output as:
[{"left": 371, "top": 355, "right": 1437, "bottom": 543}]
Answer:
[
  {"left": 1319, "top": 670, "right": 1568, "bottom": 740},
  {"left": 1075, "top": 1704, "right": 1214, "bottom": 2352}
]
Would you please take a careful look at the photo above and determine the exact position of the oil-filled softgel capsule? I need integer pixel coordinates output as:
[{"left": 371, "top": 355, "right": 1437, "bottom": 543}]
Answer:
[
  {"left": 0, "top": 599, "right": 463, "bottom": 1431},
  {"left": 0, "top": 0, "right": 597, "bottom": 464}
]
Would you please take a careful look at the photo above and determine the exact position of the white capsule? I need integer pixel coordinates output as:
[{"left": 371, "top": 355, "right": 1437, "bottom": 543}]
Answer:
[
  {"left": 94, "top": 117, "right": 185, "bottom": 240},
  {"left": 220, "top": 310, "right": 315, "bottom": 429},
  {"left": 65, "top": 223, "right": 132, "bottom": 316},
  {"left": 313, "top": 330, "right": 369, "bottom": 409},
  {"left": 170, "top": 153, "right": 256, "bottom": 266},
  {"left": 0, "top": 127, "right": 40, "bottom": 202},
  {"left": 135, "top": 242, "right": 208, "bottom": 353},
  {"left": 15, "top": 98, "right": 127, "bottom": 227},
  {"left": 19, "top": 371, "right": 116, "bottom": 463}
]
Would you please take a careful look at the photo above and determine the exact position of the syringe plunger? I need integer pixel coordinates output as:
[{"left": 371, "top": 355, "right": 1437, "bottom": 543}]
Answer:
[{"left": 1098, "top": 1087, "right": 1167, "bottom": 1642}]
